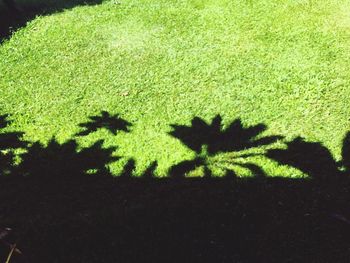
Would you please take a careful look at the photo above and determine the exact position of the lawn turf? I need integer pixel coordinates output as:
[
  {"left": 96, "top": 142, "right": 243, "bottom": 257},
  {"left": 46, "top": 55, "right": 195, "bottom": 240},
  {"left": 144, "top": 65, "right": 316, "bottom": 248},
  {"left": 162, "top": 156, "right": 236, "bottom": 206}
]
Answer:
[{"left": 1, "top": 0, "right": 350, "bottom": 176}]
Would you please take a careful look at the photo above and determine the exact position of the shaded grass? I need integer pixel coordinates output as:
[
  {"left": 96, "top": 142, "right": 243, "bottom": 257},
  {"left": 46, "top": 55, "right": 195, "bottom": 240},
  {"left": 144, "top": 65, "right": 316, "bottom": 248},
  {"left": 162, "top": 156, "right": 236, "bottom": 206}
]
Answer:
[
  {"left": 1, "top": 112, "right": 350, "bottom": 262},
  {"left": 2, "top": 172, "right": 350, "bottom": 262},
  {"left": 1, "top": 0, "right": 350, "bottom": 175}
]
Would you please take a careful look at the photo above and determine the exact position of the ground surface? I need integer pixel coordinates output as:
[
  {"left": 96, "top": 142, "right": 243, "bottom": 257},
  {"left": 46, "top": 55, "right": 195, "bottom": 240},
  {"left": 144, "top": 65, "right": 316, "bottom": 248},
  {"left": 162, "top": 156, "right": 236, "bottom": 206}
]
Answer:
[
  {"left": 1, "top": 1, "right": 350, "bottom": 262},
  {"left": 1, "top": 0, "right": 350, "bottom": 176}
]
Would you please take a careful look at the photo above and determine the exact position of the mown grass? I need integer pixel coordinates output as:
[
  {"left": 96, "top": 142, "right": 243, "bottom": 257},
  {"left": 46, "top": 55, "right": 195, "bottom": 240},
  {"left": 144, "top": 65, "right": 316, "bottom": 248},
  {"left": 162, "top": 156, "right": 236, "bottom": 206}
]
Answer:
[{"left": 1, "top": 0, "right": 350, "bottom": 176}]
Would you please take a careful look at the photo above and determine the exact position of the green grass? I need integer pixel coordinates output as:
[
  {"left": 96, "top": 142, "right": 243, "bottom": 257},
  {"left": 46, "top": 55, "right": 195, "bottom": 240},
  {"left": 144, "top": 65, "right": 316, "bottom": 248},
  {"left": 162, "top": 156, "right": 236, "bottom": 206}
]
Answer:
[{"left": 1, "top": 0, "right": 350, "bottom": 176}]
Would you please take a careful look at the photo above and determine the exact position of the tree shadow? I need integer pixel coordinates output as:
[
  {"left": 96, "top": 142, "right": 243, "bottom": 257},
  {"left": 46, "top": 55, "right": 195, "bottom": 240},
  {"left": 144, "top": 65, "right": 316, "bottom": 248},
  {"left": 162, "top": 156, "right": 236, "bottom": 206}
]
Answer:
[
  {"left": 0, "top": 0, "right": 103, "bottom": 42},
  {"left": 0, "top": 112, "right": 350, "bottom": 262}
]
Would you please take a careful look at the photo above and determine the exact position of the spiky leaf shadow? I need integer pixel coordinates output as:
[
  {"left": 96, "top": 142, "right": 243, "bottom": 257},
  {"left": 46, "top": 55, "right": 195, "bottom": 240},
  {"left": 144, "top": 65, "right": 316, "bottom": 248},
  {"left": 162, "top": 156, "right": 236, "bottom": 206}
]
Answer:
[
  {"left": 17, "top": 138, "right": 118, "bottom": 178},
  {"left": 76, "top": 111, "right": 131, "bottom": 136},
  {"left": 141, "top": 161, "right": 158, "bottom": 178},
  {"left": 169, "top": 115, "right": 282, "bottom": 177},
  {"left": 170, "top": 115, "right": 282, "bottom": 155}
]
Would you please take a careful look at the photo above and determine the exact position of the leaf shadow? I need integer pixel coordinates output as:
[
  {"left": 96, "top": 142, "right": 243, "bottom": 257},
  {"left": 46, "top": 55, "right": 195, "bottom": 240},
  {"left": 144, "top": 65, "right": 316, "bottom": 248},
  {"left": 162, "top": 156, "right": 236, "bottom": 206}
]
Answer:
[
  {"left": 169, "top": 115, "right": 282, "bottom": 177},
  {"left": 75, "top": 111, "right": 131, "bottom": 136},
  {"left": 0, "top": 111, "right": 350, "bottom": 262},
  {"left": 0, "top": 114, "right": 26, "bottom": 176},
  {"left": 267, "top": 136, "right": 344, "bottom": 181}
]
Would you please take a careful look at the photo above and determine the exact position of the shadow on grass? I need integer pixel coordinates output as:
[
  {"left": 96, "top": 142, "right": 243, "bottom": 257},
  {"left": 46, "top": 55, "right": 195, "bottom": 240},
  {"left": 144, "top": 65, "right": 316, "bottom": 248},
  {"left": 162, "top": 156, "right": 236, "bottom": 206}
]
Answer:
[
  {"left": 0, "top": 0, "right": 103, "bottom": 42},
  {"left": 169, "top": 115, "right": 282, "bottom": 178},
  {"left": 0, "top": 112, "right": 350, "bottom": 262},
  {"left": 75, "top": 111, "right": 131, "bottom": 136}
]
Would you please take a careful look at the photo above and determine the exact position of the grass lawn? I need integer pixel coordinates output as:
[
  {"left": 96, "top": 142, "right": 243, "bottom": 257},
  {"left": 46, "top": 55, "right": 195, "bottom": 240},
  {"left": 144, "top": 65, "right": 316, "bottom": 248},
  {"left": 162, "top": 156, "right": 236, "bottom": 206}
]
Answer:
[
  {"left": 2, "top": 1, "right": 350, "bottom": 262},
  {"left": 1, "top": 0, "right": 350, "bottom": 176}
]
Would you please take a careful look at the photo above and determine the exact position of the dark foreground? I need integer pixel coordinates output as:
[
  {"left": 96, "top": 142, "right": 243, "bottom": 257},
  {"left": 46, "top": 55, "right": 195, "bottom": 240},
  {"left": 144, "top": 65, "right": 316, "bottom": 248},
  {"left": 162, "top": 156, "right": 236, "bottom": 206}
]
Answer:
[
  {"left": 1, "top": 112, "right": 350, "bottom": 262},
  {"left": 1, "top": 173, "right": 350, "bottom": 262}
]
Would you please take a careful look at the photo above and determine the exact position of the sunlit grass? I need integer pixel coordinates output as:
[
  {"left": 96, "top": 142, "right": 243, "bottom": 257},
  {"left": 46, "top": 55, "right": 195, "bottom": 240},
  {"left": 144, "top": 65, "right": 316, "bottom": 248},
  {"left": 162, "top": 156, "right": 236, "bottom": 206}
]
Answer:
[{"left": 1, "top": 0, "right": 350, "bottom": 176}]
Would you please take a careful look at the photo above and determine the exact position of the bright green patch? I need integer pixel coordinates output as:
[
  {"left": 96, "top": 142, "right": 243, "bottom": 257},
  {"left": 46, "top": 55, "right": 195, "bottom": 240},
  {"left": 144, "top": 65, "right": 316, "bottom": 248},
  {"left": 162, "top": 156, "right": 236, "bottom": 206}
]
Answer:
[{"left": 1, "top": 0, "right": 350, "bottom": 176}]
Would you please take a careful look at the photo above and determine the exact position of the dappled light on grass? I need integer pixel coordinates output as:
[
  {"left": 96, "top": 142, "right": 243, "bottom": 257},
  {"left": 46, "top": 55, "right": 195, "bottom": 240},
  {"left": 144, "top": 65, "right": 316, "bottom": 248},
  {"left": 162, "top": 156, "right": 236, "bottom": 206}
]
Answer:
[{"left": 0, "top": 114, "right": 26, "bottom": 176}]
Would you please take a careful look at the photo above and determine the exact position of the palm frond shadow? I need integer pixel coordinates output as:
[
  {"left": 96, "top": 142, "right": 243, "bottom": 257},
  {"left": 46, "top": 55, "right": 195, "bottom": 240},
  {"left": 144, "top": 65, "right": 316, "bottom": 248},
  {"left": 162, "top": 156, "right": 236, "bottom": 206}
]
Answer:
[
  {"left": 75, "top": 111, "right": 131, "bottom": 136},
  {"left": 169, "top": 115, "right": 282, "bottom": 177},
  {"left": 0, "top": 111, "right": 350, "bottom": 262}
]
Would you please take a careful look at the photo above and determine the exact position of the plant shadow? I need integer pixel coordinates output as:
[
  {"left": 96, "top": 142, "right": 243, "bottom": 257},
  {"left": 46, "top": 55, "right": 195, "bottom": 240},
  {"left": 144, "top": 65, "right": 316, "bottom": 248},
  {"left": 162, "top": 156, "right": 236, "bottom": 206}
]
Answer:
[
  {"left": 0, "top": 112, "right": 350, "bottom": 262},
  {"left": 75, "top": 111, "right": 131, "bottom": 136},
  {"left": 169, "top": 115, "right": 282, "bottom": 177}
]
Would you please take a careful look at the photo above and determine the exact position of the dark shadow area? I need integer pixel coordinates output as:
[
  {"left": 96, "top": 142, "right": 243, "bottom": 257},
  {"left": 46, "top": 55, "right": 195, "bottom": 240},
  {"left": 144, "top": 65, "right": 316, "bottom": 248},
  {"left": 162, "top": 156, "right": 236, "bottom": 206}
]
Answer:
[
  {"left": 170, "top": 115, "right": 282, "bottom": 155},
  {"left": 0, "top": 114, "right": 26, "bottom": 176},
  {"left": 1, "top": 112, "right": 350, "bottom": 262},
  {"left": 169, "top": 115, "right": 282, "bottom": 177},
  {"left": 76, "top": 111, "right": 131, "bottom": 136},
  {"left": 267, "top": 137, "right": 342, "bottom": 181},
  {"left": 0, "top": 0, "right": 103, "bottom": 42}
]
